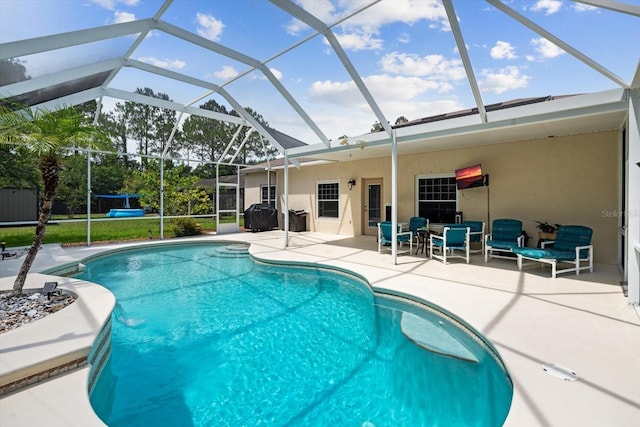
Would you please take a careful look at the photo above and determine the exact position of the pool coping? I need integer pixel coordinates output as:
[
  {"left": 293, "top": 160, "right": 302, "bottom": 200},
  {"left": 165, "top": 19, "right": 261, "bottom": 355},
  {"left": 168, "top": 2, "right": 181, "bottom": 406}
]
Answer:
[{"left": 0, "top": 274, "right": 115, "bottom": 395}]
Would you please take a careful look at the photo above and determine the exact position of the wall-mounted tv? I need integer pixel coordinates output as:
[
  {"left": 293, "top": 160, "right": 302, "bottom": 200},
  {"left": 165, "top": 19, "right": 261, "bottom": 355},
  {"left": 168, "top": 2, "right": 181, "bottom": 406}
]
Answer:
[{"left": 455, "top": 164, "right": 485, "bottom": 190}]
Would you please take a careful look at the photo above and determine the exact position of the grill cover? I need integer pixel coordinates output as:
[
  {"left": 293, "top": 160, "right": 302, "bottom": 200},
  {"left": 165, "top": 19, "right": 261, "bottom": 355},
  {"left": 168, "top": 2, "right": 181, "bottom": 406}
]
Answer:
[{"left": 244, "top": 203, "right": 278, "bottom": 231}]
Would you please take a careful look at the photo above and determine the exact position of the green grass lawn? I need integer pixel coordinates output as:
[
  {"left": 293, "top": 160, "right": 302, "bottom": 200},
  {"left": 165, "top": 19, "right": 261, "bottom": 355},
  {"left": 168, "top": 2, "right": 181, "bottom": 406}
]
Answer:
[{"left": 1, "top": 216, "right": 223, "bottom": 248}]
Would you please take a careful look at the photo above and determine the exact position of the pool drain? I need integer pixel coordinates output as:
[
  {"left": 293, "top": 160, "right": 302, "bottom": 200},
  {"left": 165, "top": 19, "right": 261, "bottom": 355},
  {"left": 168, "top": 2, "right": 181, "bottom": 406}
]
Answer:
[{"left": 542, "top": 363, "right": 579, "bottom": 381}]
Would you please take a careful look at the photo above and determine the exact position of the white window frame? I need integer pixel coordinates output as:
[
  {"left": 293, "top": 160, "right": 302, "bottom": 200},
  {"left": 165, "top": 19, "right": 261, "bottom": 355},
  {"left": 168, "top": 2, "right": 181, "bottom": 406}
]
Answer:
[
  {"left": 260, "top": 184, "right": 277, "bottom": 209},
  {"left": 316, "top": 181, "right": 340, "bottom": 219},
  {"left": 415, "top": 174, "right": 458, "bottom": 225}
]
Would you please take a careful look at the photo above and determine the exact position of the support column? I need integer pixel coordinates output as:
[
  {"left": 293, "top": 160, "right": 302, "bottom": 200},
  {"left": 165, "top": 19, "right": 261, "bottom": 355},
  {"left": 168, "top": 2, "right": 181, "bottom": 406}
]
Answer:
[
  {"left": 626, "top": 88, "right": 640, "bottom": 305},
  {"left": 391, "top": 129, "right": 398, "bottom": 265}
]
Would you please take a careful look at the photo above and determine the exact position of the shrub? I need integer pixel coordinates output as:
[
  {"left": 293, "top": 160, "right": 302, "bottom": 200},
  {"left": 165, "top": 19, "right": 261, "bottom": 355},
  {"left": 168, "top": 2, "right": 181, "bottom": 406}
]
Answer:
[{"left": 170, "top": 217, "right": 202, "bottom": 237}]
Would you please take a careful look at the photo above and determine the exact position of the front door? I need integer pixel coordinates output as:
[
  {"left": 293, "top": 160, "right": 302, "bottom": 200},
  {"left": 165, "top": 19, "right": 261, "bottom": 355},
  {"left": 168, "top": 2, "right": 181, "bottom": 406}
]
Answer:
[{"left": 363, "top": 178, "right": 382, "bottom": 236}]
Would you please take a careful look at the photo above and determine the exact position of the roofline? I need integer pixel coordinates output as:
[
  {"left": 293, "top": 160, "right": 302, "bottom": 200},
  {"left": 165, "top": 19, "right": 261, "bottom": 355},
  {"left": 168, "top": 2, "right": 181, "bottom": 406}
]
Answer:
[{"left": 287, "top": 88, "right": 628, "bottom": 158}]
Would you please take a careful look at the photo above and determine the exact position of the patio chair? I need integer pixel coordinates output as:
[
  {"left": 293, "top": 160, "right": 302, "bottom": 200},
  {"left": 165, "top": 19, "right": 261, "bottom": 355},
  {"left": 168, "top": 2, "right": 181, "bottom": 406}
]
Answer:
[
  {"left": 460, "top": 220, "right": 485, "bottom": 253},
  {"left": 408, "top": 216, "right": 428, "bottom": 247},
  {"left": 484, "top": 219, "right": 524, "bottom": 262},
  {"left": 378, "top": 221, "right": 413, "bottom": 254},
  {"left": 430, "top": 225, "right": 470, "bottom": 264},
  {"left": 513, "top": 225, "right": 593, "bottom": 278}
]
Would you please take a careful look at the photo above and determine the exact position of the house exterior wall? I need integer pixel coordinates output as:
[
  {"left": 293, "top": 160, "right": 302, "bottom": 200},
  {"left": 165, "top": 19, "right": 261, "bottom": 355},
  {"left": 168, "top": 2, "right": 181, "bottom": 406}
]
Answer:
[{"left": 245, "top": 130, "right": 620, "bottom": 264}]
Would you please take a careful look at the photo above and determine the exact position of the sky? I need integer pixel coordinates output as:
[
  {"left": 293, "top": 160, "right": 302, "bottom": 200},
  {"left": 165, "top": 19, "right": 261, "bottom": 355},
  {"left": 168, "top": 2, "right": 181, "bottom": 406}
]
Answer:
[{"left": 1, "top": 0, "right": 639, "bottom": 146}]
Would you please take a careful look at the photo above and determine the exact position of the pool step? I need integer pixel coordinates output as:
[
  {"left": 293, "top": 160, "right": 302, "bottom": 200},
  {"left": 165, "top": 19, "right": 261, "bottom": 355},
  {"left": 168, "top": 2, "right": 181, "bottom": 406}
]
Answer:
[
  {"left": 214, "top": 244, "right": 250, "bottom": 257},
  {"left": 401, "top": 312, "right": 478, "bottom": 363}
]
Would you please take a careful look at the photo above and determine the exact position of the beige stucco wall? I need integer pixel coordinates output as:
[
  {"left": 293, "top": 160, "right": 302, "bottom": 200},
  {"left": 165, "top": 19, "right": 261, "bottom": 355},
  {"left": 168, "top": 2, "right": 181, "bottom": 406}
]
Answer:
[{"left": 245, "top": 130, "right": 621, "bottom": 264}]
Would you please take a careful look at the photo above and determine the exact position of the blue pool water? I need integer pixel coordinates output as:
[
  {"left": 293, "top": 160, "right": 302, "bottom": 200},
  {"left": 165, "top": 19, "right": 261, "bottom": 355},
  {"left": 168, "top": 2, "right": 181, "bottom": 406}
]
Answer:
[{"left": 76, "top": 243, "right": 512, "bottom": 426}]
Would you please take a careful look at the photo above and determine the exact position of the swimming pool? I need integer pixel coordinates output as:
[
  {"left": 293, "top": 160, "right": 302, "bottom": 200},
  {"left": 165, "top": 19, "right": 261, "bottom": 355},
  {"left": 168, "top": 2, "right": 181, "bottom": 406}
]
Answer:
[{"left": 76, "top": 242, "right": 512, "bottom": 426}]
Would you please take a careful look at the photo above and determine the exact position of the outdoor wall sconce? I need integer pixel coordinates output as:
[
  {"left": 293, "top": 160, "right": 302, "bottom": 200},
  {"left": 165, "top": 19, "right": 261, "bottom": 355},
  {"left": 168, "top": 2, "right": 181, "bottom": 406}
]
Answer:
[{"left": 348, "top": 179, "right": 356, "bottom": 190}]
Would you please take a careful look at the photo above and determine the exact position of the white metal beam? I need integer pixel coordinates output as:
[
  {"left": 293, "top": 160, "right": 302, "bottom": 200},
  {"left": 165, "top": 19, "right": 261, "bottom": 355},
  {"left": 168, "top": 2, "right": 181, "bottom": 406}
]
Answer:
[
  {"left": 269, "top": 0, "right": 392, "bottom": 137},
  {"left": 154, "top": 20, "right": 329, "bottom": 147},
  {"left": 228, "top": 129, "right": 256, "bottom": 165},
  {"left": 218, "top": 125, "right": 245, "bottom": 164},
  {"left": 103, "top": 87, "right": 246, "bottom": 125},
  {"left": 573, "top": 0, "right": 640, "bottom": 17},
  {"left": 443, "top": 0, "right": 487, "bottom": 123},
  {"left": 126, "top": 58, "right": 223, "bottom": 92},
  {"left": 626, "top": 87, "right": 640, "bottom": 305},
  {"left": 215, "top": 86, "right": 290, "bottom": 155},
  {"left": 0, "top": 19, "right": 153, "bottom": 60},
  {"left": 487, "top": 0, "right": 629, "bottom": 88}
]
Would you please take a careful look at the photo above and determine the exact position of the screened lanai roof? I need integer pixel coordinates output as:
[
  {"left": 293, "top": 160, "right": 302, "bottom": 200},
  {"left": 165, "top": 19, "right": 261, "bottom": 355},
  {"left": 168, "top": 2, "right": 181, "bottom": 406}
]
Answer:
[{"left": 1, "top": 0, "right": 639, "bottom": 163}]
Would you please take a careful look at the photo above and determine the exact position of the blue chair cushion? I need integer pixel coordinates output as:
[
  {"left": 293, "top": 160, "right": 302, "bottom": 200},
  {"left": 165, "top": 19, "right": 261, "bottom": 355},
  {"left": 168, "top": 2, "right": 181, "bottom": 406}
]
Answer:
[
  {"left": 552, "top": 226, "right": 593, "bottom": 253},
  {"left": 409, "top": 217, "right": 427, "bottom": 233},
  {"left": 380, "top": 222, "right": 411, "bottom": 245},
  {"left": 460, "top": 221, "right": 483, "bottom": 242},
  {"left": 512, "top": 247, "right": 577, "bottom": 261},
  {"left": 491, "top": 219, "right": 522, "bottom": 243},
  {"left": 486, "top": 240, "right": 519, "bottom": 250},
  {"left": 397, "top": 234, "right": 411, "bottom": 243},
  {"left": 440, "top": 225, "right": 468, "bottom": 246}
]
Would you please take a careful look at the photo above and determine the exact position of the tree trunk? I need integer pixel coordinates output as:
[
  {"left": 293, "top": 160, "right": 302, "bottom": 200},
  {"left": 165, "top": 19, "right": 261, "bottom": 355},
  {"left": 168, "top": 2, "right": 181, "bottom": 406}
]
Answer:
[{"left": 13, "top": 161, "right": 59, "bottom": 294}]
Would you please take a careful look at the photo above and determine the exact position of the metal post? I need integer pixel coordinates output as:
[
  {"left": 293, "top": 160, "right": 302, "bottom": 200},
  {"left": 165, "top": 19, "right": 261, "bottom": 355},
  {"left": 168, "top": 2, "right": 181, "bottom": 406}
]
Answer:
[
  {"left": 160, "top": 158, "right": 164, "bottom": 239},
  {"left": 391, "top": 129, "right": 398, "bottom": 264},
  {"left": 216, "top": 163, "right": 220, "bottom": 233},
  {"left": 86, "top": 148, "right": 92, "bottom": 246},
  {"left": 236, "top": 166, "right": 240, "bottom": 229},
  {"left": 284, "top": 151, "right": 289, "bottom": 247}
]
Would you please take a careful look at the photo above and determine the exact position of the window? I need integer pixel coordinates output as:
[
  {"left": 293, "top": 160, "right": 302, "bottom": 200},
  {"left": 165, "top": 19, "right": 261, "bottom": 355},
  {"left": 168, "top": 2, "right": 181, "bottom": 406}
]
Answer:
[
  {"left": 260, "top": 185, "right": 276, "bottom": 208},
  {"left": 317, "top": 182, "right": 339, "bottom": 218},
  {"left": 417, "top": 176, "right": 457, "bottom": 224}
]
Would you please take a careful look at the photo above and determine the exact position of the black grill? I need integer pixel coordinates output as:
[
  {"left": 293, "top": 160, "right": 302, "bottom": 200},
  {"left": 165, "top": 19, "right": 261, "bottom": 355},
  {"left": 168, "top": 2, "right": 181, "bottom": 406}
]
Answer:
[{"left": 244, "top": 203, "right": 278, "bottom": 232}]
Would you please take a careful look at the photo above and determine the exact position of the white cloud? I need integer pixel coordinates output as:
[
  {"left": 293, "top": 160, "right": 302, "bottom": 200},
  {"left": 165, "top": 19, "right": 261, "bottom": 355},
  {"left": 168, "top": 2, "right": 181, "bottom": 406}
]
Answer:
[
  {"left": 269, "top": 68, "right": 283, "bottom": 80},
  {"left": 531, "top": 37, "right": 565, "bottom": 59},
  {"left": 114, "top": 11, "right": 136, "bottom": 24},
  {"left": 213, "top": 65, "right": 238, "bottom": 80},
  {"left": 572, "top": 3, "right": 598, "bottom": 12},
  {"left": 137, "top": 56, "right": 186, "bottom": 70},
  {"left": 380, "top": 52, "right": 465, "bottom": 81},
  {"left": 342, "top": 0, "right": 448, "bottom": 31},
  {"left": 196, "top": 13, "right": 224, "bottom": 41},
  {"left": 530, "top": 0, "right": 562, "bottom": 15},
  {"left": 91, "top": 0, "right": 139, "bottom": 11},
  {"left": 286, "top": 0, "right": 447, "bottom": 52},
  {"left": 333, "top": 31, "right": 383, "bottom": 51},
  {"left": 479, "top": 66, "right": 530, "bottom": 94},
  {"left": 398, "top": 32, "right": 411, "bottom": 44},
  {"left": 308, "top": 74, "right": 449, "bottom": 110},
  {"left": 490, "top": 41, "right": 517, "bottom": 60},
  {"left": 364, "top": 74, "right": 448, "bottom": 99},
  {"left": 285, "top": 0, "right": 335, "bottom": 34}
]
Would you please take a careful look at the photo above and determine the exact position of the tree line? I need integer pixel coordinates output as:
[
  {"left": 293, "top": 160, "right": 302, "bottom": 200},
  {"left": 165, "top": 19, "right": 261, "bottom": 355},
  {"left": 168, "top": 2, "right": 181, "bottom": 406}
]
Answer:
[{"left": 1, "top": 85, "right": 280, "bottom": 217}]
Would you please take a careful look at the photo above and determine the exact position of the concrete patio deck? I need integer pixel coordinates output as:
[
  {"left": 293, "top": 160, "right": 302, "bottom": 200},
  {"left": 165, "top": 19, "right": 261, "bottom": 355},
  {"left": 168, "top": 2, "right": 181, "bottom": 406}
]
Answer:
[{"left": 1, "top": 231, "right": 639, "bottom": 426}]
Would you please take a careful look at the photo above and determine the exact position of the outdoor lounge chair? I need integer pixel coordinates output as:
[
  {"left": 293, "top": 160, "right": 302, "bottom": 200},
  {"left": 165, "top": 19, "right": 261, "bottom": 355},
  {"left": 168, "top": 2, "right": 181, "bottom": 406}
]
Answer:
[
  {"left": 378, "top": 221, "right": 413, "bottom": 254},
  {"left": 512, "top": 225, "right": 593, "bottom": 278},
  {"left": 430, "top": 225, "right": 470, "bottom": 264},
  {"left": 484, "top": 219, "right": 524, "bottom": 262}
]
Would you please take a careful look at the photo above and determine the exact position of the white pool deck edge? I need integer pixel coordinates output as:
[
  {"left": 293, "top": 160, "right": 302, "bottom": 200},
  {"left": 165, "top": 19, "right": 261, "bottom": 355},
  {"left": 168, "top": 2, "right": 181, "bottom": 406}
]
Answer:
[{"left": 1, "top": 231, "right": 639, "bottom": 427}]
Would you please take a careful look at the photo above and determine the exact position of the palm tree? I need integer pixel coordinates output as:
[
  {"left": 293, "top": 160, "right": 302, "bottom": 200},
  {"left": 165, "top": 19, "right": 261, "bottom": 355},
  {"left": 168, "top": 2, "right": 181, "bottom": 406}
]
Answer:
[{"left": 0, "top": 104, "right": 108, "bottom": 294}]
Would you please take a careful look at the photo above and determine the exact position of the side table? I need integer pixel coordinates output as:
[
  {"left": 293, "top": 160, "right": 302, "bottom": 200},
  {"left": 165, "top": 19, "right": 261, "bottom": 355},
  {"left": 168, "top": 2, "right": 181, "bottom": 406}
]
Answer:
[{"left": 415, "top": 229, "right": 430, "bottom": 255}]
